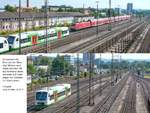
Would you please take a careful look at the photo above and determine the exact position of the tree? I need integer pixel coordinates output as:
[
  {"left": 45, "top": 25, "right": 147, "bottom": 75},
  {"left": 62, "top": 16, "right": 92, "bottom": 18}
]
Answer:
[
  {"left": 34, "top": 56, "right": 51, "bottom": 65},
  {"left": 27, "top": 64, "right": 36, "bottom": 75},
  {"left": 5, "top": 5, "right": 17, "bottom": 12},
  {"left": 50, "top": 55, "right": 74, "bottom": 76},
  {"left": 51, "top": 55, "right": 65, "bottom": 76},
  {"left": 58, "top": 8, "right": 63, "bottom": 12},
  {"left": 37, "top": 68, "right": 46, "bottom": 78}
]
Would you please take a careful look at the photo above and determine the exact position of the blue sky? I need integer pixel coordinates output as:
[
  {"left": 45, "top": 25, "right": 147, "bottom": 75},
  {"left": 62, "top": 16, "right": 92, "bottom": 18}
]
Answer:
[{"left": 0, "top": 0, "right": 149, "bottom": 9}]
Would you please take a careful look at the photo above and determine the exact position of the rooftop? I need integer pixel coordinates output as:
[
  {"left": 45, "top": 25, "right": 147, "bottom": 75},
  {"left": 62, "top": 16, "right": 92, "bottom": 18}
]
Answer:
[{"left": 0, "top": 11, "right": 89, "bottom": 19}]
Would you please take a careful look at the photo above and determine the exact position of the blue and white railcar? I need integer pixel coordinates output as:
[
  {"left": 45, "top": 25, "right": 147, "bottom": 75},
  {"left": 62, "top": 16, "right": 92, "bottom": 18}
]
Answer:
[
  {"left": 0, "top": 37, "right": 9, "bottom": 53},
  {"left": 35, "top": 84, "right": 71, "bottom": 106}
]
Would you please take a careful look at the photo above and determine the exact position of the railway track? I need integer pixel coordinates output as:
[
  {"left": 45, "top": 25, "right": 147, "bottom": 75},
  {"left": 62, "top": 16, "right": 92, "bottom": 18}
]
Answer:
[
  {"left": 35, "top": 75, "right": 115, "bottom": 113},
  {"left": 27, "top": 76, "right": 110, "bottom": 112},
  {"left": 89, "top": 74, "right": 129, "bottom": 113},
  {"left": 108, "top": 22, "right": 147, "bottom": 53},
  {"left": 66, "top": 20, "right": 142, "bottom": 53},
  {"left": 138, "top": 78, "right": 150, "bottom": 112},
  {"left": 119, "top": 76, "right": 136, "bottom": 113},
  {"left": 5, "top": 20, "right": 135, "bottom": 54},
  {"left": 49, "top": 79, "right": 111, "bottom": 113}
]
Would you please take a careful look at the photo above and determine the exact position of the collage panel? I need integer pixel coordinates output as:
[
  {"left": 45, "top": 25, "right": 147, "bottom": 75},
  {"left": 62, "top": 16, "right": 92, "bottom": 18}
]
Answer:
[
  {"left": 27, "top": 53, "right": 150, "bottom": 113},
  {"left": 0, "top": 0, "right": 150, "bottom": 113},
  {"left": 0, "top": 0, "right": 149, "bottom": 54}
]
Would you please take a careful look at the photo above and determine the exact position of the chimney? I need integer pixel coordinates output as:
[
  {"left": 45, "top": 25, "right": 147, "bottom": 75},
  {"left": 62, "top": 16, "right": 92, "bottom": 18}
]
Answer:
[{"left": 27, "top": 0, "right": 29, "bottom": 8}]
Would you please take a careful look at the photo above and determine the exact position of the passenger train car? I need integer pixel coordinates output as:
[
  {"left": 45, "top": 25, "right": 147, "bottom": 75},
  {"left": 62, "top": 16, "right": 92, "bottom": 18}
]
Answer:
[
  {"left": 35, "top": 84, "right": 71, "bottom": 106},
  {"left": 7, "top": 27, "right": 69, "bottom": 50},
  {"left": 0, "top": 37, "right": 9, "bottom": 53},
  {"left": 71, "top": 15, "right": 130, "bottom": 30}
]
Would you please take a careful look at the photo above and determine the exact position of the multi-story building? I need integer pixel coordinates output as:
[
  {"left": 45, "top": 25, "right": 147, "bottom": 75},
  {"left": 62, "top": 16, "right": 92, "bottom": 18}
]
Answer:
[
  {"left": 63, "top": 54, "right": 75, "bottom": 65},
  {"left": 0, "top": 12, "right": 94, "bottom": 32},
  {"left": 127, "top": 3, "right": 133, "bottom": 14},
  {"left": 83, "top": 53, "right": 95, "bottom": 65}
]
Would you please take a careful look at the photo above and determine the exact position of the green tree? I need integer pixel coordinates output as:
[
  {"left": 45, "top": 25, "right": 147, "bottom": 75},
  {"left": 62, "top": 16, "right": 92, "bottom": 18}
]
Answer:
[
  {"left": 58, "top": 8, "right": 63, "bottom": 12},
  {"left": 5, "top": 5, "right": 17, "bottom": 12},
  {"left": 37, "top": 68, "right": 46, "bottom": 78},
  {"left": 27, "top": 64, "right": 36, "bottom": 75},
  {"left": 51, "top": 55, "right": 65, "bottom": 76}
]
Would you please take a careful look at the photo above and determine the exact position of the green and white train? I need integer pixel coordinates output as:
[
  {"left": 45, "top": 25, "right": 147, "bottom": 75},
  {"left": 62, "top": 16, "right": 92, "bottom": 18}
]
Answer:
[
  {"left": 35, "top": 84, "right": 71, "bottom": 106},
  {"left": 4, "top": 27, "right": 69, "bottom": 51}
]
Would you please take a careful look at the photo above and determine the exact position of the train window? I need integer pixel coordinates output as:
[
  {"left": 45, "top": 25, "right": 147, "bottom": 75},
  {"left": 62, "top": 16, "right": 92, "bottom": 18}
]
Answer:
[
  {"left": 57, "top": 91, "right": 65, "bottom": 97},
  {"left": 62, "top": 30, "right": 68, "bottom": 34},
  {"left": 50, "top": 33, "right": 57, "bottom": 37},
  {"left": 0, "top": 43, "right": 3, "bottom": 48},
  {"left": 36, "top": 92, "right": 47, "bottom": 101},
  {"left": 7, "top": 36, "right": 15, "bottom": 44},
  {"left": 16, "top": 38, "right": 19, "bottom": 42},
  {"left": 38, "top": 35, "right": 45, "bottom": 40},
  {"left": 4, "top": 40, "right": 7, "bottom": 44},
  {"left": 50, "top": 94, "right": 54, "bottom": 100},
  {"left": 21, "top": 38, "right": 30, "bottom": 44}
]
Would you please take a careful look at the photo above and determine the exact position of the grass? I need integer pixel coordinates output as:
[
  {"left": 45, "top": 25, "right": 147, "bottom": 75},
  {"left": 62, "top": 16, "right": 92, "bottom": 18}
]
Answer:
[{"left": 144, "top": 75, "right": 150, "bottom": 78}]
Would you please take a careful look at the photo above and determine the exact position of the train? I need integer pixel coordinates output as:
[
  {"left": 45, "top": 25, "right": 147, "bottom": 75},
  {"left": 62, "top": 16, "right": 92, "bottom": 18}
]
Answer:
[
  {"left": 71, "top": 15, "right": 130, "bottom": 30},
  {"left": 0, "top": 27, "right": 69, "bottom": 53},
  {"left": 0, "top": 37, "right": 9, "bottom": 53},
  {"left": 0, "top": 15, "right": 130, "bottom": 53},
  {"left": 35, "top": 84, "right": 71, "bottom": 106}
]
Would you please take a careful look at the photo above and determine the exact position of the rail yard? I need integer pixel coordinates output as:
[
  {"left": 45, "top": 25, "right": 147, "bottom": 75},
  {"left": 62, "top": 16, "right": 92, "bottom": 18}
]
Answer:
[
  {"left": 27, "top": 53, "right": 150, "bottom": 113},
  {"left": 27, "top": 72, "right": 150, "bottom": 113},
  {"left": 1, "top": 15, "right": 150, "bottom": 54}
]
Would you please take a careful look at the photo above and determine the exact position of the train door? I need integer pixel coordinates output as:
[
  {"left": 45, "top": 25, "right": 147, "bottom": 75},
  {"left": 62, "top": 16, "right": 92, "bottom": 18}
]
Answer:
[
  {"left": 57, "top": 31, "right": 62, "bottom": 39},
  {"left": 32, "top": 36, "right": 38, "bottom": 45},
  {"left": 54, "top": 91, "right": 58, "bottom": 102}
]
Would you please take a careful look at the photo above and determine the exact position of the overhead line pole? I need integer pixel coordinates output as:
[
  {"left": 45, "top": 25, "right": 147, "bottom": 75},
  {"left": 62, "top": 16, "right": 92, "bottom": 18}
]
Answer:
[
  {"left": 96, "top": 1, "right": 99, "bottom": 37},
  {"left": 76, "top": 53, "right": 80, "bottom": 113},
  {"left": 99, "top": 53, "right": 102, "bottom": 96},
  {"left": 108, "top": 0, "right": 112, "bottom": 31},
  {"left": 19, "top": 0, "right": 21, "bottom": 54},
  {"left": 45, "top": 0, "right": 48, "bottom": 53}
]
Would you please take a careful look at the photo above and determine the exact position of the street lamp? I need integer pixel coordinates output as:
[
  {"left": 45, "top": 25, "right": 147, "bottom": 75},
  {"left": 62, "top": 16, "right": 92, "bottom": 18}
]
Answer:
[{"left": 19, "top": 0, "right": 21, "bottom": 54}]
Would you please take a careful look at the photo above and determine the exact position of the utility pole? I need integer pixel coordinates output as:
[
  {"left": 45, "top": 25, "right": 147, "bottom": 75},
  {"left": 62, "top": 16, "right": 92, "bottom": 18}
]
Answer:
[
  {"left": 89, "top": 53, "right": 94, "bottom": 106},
  {"left": 119, "top": 56, "right": 122, "bottom": 79},
  {"left": 108, "top": 0, "right": 112, "bottom": 31},
  {"left": 99, "top": 53, "right": 102, "bottom": 96},
  {"left": 45, "top": 0, "right": 48, "bottom": 53},
  {"left": 111, "top": 52, "right": 114, "bottom": 86},
  {"left": 19, "top": 0, "right": 21, "bottom": 54},
  {"left": 96, "top": 1, "right": 99, "bottom": 37},
  {"left": 76, "top": 53, "right": 80, "bottom": 113}
]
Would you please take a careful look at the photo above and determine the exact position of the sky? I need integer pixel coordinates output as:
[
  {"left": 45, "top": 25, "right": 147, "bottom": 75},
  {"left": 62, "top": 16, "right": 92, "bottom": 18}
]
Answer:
[
  {"left": 28, "top": 53, "right": 150, "bottom": 60},
  {"left": 0, "top": 0, "right": 149, "bottom": 9}
]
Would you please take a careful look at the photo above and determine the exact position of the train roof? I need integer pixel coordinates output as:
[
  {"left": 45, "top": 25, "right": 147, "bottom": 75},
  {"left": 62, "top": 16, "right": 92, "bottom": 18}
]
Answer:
[
  {"left": 0, "top": 37, "right": 7, "bottom": 42},
  {"left": 36, "top": 83, "right": 71, "bottom": 94},
  {"left": 8, "top": 27, "right": 69, "bottom": 38}
]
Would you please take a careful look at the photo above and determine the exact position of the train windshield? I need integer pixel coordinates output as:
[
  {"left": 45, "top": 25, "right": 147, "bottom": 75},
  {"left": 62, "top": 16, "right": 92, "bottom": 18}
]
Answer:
[
  {"left": 7, "top": 36, "right": 15, "bottom": 44},
  {"left": 36, "top": 92, "right": 47, "bottom": 101},
  {"left": 0, "top": 43, "right": 3, "bottom": 48}
]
